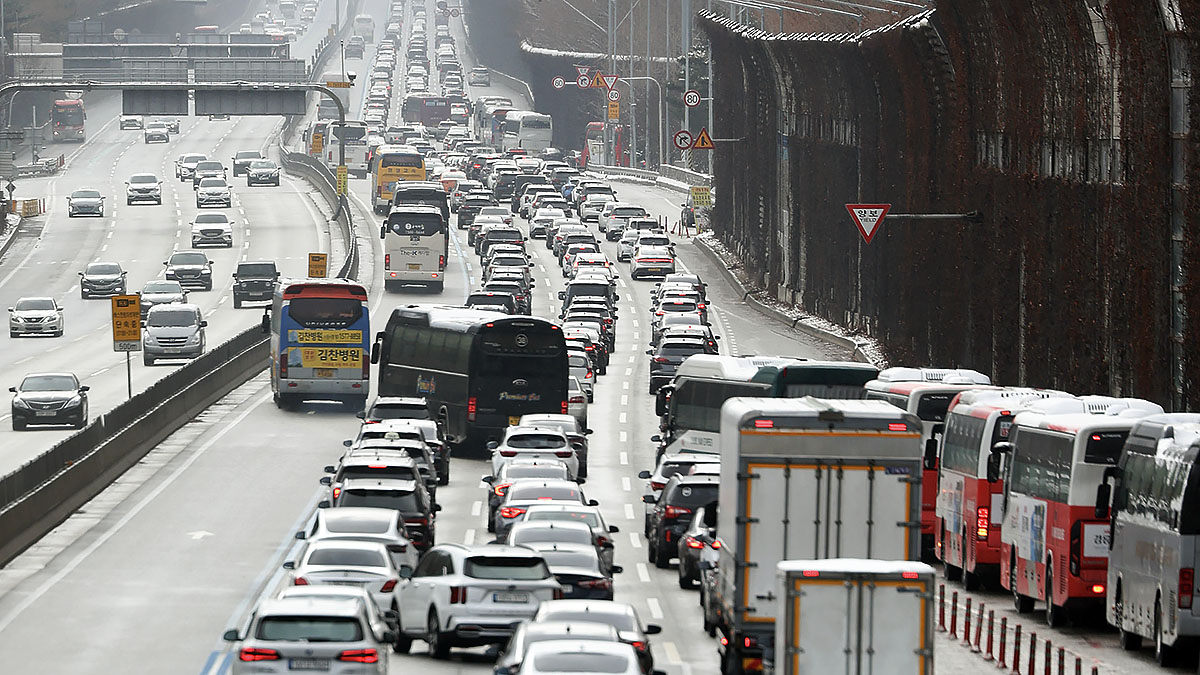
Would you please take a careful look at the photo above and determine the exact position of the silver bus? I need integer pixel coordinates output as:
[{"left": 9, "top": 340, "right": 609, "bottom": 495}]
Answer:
[{"left": 1102, "top": 413, "right": 1200, "bottom": 665}]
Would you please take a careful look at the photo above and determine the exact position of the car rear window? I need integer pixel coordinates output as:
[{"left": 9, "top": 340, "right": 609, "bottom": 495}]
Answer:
[
  {"left": 306, "top": 547, "right": 386, "bottom": 567},
  {"left": 666, "top": 483, "right": 719, "bottom": 507},
  {"left": 324, "top": 516, "right": 391, "bottom": 534},
  {"left": 341, "top": 466, "right": 415, "bottom": 481},
  {"left": 338, "top": 489, "right": 420, "bottom": 512},
  {"left": 512, "top": 527, "right": 592, "bottom": 546},
  {"left": 659, "top": 343, "right": 706, "bottom": 358},
  {"left": 525, "top": 510, "right": 600, "bottom": 528},
  {"left": 372, "top": 403, "right": 428, "bottom": 419},
  {"left": 463, "top": 556, "right": 551, "bottom": 580},
  {"left": 257, "top": 617, "right": 364, "bottom": 642},
  {"left": 541, "top": 609, "right": 634, "bottom": 632},
  {"left": 507, "top": 434, "right": 566, "bottom": 449},
  {"left": 509, "top": 484, "right": 581, "bottom": 501},
  {"left": 504, "top": 464, "right": 570, "bottom": 480},
  {"left": 533, "top": 651, "right": 629, "bottom": 673}
]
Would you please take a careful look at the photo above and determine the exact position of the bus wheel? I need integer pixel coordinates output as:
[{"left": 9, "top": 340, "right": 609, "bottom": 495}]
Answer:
[
  {"left": 1011, "top": 558, "right": 1034, "bottom": 613},
  {"left": 345, "top": 396, "right": 367, "bottom": 412},
  {"left": 1115, "top": 587, "right": 1142, "bottom": 650},
  {"left": 1154, "top": 597, "right": 1175, "bottom": 666},
  {"left": 940, "top": 524, "right": 961, "bottom": 581},
  {"left": 1045, "top": 568, "right": 1066, "bottom": 627},
  {"left": 430, "top": 280, "right": 444, "bottom": 292}
]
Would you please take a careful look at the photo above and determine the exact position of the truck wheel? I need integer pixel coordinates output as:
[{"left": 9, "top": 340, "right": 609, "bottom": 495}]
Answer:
[{"left": 1154, "top": 598, "right": 1175, "bottom": 666}]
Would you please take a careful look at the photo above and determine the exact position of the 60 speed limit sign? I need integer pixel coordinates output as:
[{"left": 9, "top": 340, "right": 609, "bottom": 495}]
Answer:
[
  {"left": 608, "top": 88, "right": 620, "bottom": 102},
  {"left": 684, "top": 89, "right": 702, "bottom": 107}
]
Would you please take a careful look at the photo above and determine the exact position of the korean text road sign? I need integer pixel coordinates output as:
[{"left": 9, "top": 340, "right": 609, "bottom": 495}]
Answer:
[
  {"left": 336, "top": 165, "right": 348, "bottom": 195},
  {"left": 691, "top": 127, "right": 715, "bottom": 150},
  {"left": 673, "top": 130, "right": 693, "bottom": 150},
  {"left": 325, "top": 80, "right": 351, "bottom": 88},
  {"left": 607, "top": 100, "right": 620, "bottom": 120},
  {"left": 845, "top": 203, "right": 891, "bottom": 244},
  {"left": 684, "top": 89, "right": 702, "bottom": 107},
  {"left": 690, "top": 186, "right": 712, "bottom": 208},
  {"left": 309, "top": 252, "right": 329, "bottom": 278},
  {"left": 310, "top": 132, "right": 323, "bottom": 155},
  {"left": 111, "top": 295, "right": 141, "bottom": 352}
]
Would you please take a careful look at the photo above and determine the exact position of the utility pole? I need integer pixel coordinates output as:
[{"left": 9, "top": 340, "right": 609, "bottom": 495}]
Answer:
[
  {"left": 707, "top": 0, "right": 714, "bottom": 173},
  {"left": 682, "top": 0, "right": 690, "bottom": 136},
  {"left": 645, "top": 0, "right": 651, "bottom": 167},
  {"left": 628, "top": 0, "right": 636, "bottom": 166}
]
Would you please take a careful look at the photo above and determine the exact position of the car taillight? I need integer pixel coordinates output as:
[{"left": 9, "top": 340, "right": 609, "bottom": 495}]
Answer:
[
  {"left": 380, "top": 579, "right": 397, "bottom": 592},
  {"left": 586, "top": 370, "right": 593, "bottom": 379},
  {"left": 561, "top": 400, "right": 569, "bottom": 413},
  {"left": 554, "top": 450, "right": 574, "bottom": 458},
  {"left": 553, "top": 587, "right": 565, "bottom": 599},
  {"left": 377, "top": 185, "right": 383, "bottom": 197},
  {"left": 449, "top": 586, "right": 468, "bottom": 604},
  {"left": 337, "top": 649, "right": 379, "bottom": 663},
  {"left": 595, "top": 535, "right": 611, "bottom": 547},
  {"left": 685, "top": 536, "right": 705, "bottom": 549},
  {"left": 664, "top": 505, "right": 693, "bottom": 520},
  {"left": 1182, "top": 569, "right": 1195, "bottom": 609},
  {"left": 976, "top": 507, "right": 989, "bottom": 539},
  {"left": 405, "top": 516, "right": 428, "bottom": 528},
  {"left": 467, "top": 396, "right": 477, "bottom": 422},
  {"left": 650, "top": 481, "right": 665, "bottom": 490},
  {"left": 653, "top": 357, "right": 669, "bottom": 363},
  {"left": 293, "top": 576, "right": 308, "bottom": 586},
  {"left": 499, "top": 506, "right": 526, "bottom": 519},
  {"left": 279, "top": 353, "right": 288, "bottom": 379},
  {"left": 577, "top": 578, "right": 612, "bottom": 590},
  {"left": 332, "top": 487, "right": 341, "bottom": 499},
  {"left": 710, "top": 539, "right": 722, "bottom": 550},
  {"left": 569, "top": 395, "right": 585, "bottom": 404},
  {"left": 240, "top": 648, "right": 281, "bottom": 662},
  {"left": 439, "top": 255, "right": 445, "bottom": 270},
  {"left": 499, "top": 449, "right": 517, "bottom": 457},
  {"left": 494, "top": 482, "right": 512, "bottom": 496},
  {"left": 631, "top": 641, "right": 647, "bottom": 652},
  {"left": 384, "top": 254, "right": 390, "bottom": 270}
]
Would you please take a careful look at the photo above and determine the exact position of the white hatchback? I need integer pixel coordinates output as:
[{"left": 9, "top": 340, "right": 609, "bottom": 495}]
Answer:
[{"left": 490, "top": 426, "right": 577, "bottom": 478}]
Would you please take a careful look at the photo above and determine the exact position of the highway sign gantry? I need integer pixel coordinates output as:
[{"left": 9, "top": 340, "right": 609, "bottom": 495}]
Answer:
[{"left": 845, "top": 203, "right": 892, "bottom": 244}]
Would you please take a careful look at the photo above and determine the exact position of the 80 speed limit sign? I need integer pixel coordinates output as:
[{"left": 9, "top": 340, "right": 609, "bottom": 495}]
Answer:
[
  {"left": 684, "top": 89, "right": 702, "bottom": 107},
  {"left": 552, "top": 76, "right": 566, "bottom": 90},
  {"left": 608, "top": 88, "right": 620, "bottom": 102}
]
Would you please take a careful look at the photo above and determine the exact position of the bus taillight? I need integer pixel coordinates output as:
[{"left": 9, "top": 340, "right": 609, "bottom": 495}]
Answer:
[
  {"left": 279, "top": 353, "right": 288, "bottom": 379},
  {"left": 362, "top": 358, "right": 370, "bottom": 380},
  {"left": 439, "top": 255, "right": 445, "bottom": 270},
  {"left": 1181, "top": 569, "right": 1195, "bottom": 609},
  {"left": 975, "top": 507, "right": 989, "bottom": 539},
  {"left": 467, "top": 396, "right": 477, "bottom": 421},
  {"left": 384, "top": 254, "right": 390, "bottom": 270},
  {"left": 561, "top": 400, "right": 568, "bottom": 414}
]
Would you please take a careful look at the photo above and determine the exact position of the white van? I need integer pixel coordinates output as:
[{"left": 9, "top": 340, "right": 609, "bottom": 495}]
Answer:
[{"left": 353, "top": 14, "right": 375, "bottom": 42}]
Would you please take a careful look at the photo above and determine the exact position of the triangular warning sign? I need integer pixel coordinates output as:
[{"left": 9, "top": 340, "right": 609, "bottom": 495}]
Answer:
[
  {"left": 589, "top": 71, "right": 605, "bottom": 89},
  {"left": 601, "top": 74, "right": 618, "bottom": 90},
  {"left": 691, "top": 127, "right": 715, "bottom": 150},
  {"left": 845, "top": 203, "right": 891, "bottom": 244}
]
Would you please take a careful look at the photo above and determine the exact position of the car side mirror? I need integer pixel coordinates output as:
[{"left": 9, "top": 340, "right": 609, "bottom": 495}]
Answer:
[
  {"left": 650, "top": 435, "right": 662, "bottom": 443},
  {"left": 295, "top": 531, "right": 306, "bottom": 540},
  {"left": 986, "top": 441, "right": 1013, "bottom": 483},
  {"left": 200, "top": 320, "right": 208, "bottom": 328},
  {"left": 587, "top": 499, "right": 599, "bottom": 507},
  {"left": 923, "top": 438, "right": 939, "bottom": 471},
  {"left": 482, "top": 475, "right": 495, "bottom": 484},
  {"left": 318, "top": 500, "right": 330, "bottom": 509},
  {"left": 1094, "top": 481, "right": 1111, "bottom": 520},
  {"left": 642, "top": 494, "right": 657, "bottom": 504},
  {"left": 383, "top": 609, "right": 398, "bottom": 622},
  {"left": 698, "top": 560, "right": 715, "bottom": 571},
  {"left": 645, "top": 349, "right": 653, "bottom": 355},
  {"left": 638, "top": 470, "right": 652, "bottom": 480},
  {"left": 232, "top": 272, "right": 237, "bottom": 278},
  {"left": 608, "top": 525, "right": 619, "bottom": 533},
  {"left": 79, "top": 385, "right": 90, "bottom": 392},
  {"left": 222, "top": 629, "right": 240, "bottom": 642},
  {"left": 8, "top": 387, "right": 15, "bottom": 393},
  {"left": 260, "top": 313, "right": 270, "bottom": 334},
  {"left": 557, "top": 291, "right": 566, "bottom": 300},
  {"left": 644, "top": 624, "right": 663, "bottom": 635},
  {"left": 486, "top": 440, "right": 499, "bottom": 450},
  {"left": 398, "top": 565, "right": 414, "bottom": 579},
  {"left": 282, "top": 561, "right": 295, "bottom": 570},
  {"left": 433, "top": 504, "right": 443, "bottom": 512},
  {"left": 611, "top": 565, "right": 624, "bottom": 574},
  {"left": 319, "top": 476, "right": 332, "bottom": 486},
  {"left": 355, "top": 411, "right": 366, "bottom": 420}
]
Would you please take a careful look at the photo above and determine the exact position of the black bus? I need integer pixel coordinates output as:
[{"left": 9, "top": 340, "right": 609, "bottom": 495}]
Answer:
[{"left": 372, "top": 306, "right": 568, "bottom": 455}]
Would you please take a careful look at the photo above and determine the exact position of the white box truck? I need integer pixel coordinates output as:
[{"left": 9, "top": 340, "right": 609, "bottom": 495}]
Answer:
[
  {"left": 715, "top": 397, "right": 924, "bottom": 675},
  {"left": 773, "top": 559, "right": 935, "bottom": 675}
]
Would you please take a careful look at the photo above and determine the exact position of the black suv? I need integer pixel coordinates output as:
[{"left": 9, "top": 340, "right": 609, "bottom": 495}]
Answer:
[
  {"left": 78, "top": 261, "right": 127, "bottom": 298},
  {"left": 644, "top": 474, "right": 719, "bottom": 568},
  {"left": 231, "top": 260, "right": 278, "bottom": 308},
  {"left": 646, "top": 338, "right": 711, "bottom": 394},
  {"left": 231, "top": 150, "right": 263, "bottom": 177},
  {"left": 322, "top": 478, "right": 440, "bottom": 551}
]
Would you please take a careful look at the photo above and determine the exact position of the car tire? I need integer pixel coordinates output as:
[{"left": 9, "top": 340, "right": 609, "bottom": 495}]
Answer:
[
  {"left": 144, "top": 355, "right": 154, "bottom": 366},
  {"left": 126, "top": 199, "right": 133, "bottom": 205},
  {"left": 196, "top": 201, "right": 202, "bottom": 208},
  {"left": 233, "top": 296, "right": 242, "bottom": 309},
  {"left": 12, "top": 418, "right": 25, "bottom": 431},
  {"left": 426, "top": 610, "right": 451, "bottom": 659},
  {"left": 75, "top": 416, "right": 86, "bottom": 430},
  {"left": 8, "top": 331, "right": 15, "bottom": 338},
  {"left": 647, "top": 535, "right": 657, "bottom": 563},
  {"left": 80, "top": 289, "right": 87, "bottom": 299},
  {"left": 654, "top": 535, "right": 672, "bottom": 569},
  {"left": 204, "top": 282, "right": 212, "bottom": 291},
  {"left": 54, "top": 329, "right": 63, "bottom": 337},
  {"left": 678, "top": 561, "right": 693, "bottom": 589}
]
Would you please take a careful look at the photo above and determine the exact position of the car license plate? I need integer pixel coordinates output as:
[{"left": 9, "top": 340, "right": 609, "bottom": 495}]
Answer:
[
  {"left": 288, "top": 658, "right": 330, "bottom": 671},
  {"left": 508, "top": 416, "right": 521, "bottom": 426},
  {"left": 34, "top": 410, "right": 56, "bottom": 417},
  {"left": 560, "top": 584, "right": 573, "bottom": 594},
  {"left": 408, "top": 263, "right": 421, "bottom": 270},
  {"left": 648, "top": 267, "right": 662, "bottom": 273},
  {"left": 493, "top": 592, "right": 528, "bottom": 603},
  {"left": 315, "top": 368, "right": 335, "bottom": 378}
]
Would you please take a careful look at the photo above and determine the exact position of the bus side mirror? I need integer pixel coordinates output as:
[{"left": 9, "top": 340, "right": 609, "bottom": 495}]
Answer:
[
  {"left": 986, "top": 442, "right": 1013, "bottom": 483},
  {"left": 654, "top": 388, "right": 670, "bottom": 417},
  {"left": 370, "top": 340, "right": 381, "bottom": 364},
  {"left": 1094, "top": 482, "right": 1111, "bottom": 520},
  {"left": 260, "top": 312, "right": 270, "bottom": 334},
  {"left": 923, "top": 438, "right": 939, "bottom": 471},
  {"left": 380, "top": 224, "right": 387, "bottom": 239}
]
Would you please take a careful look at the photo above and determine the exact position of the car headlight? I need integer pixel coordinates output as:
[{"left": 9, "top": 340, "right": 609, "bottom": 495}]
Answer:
[
  {"left": 63, "top": 395, "right": 82, "bottom": 408},
  {"left": 186, "top": 332, "right": 201, "bottom": 344},
  {"left": 200, "top": 269, "right": 211, "bottom": 276},
  {"left": 12, "top": 398, "right": 29, "bottom": 409},
  {"left": 143, "top": 334, "right": 157, "bottom": 346}
]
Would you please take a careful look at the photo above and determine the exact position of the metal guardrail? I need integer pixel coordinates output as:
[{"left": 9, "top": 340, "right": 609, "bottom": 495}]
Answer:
[
  {"left": 0, "top": 326, "right": 268, "bottom": 566},
  {"left": 660, "top": 163, "right": 713, "bottom": 188},
  {"left": 584, "top": 162, "right": 661, "bottom": 180}
]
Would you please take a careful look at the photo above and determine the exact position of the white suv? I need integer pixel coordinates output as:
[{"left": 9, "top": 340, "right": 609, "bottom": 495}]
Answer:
[
  {"left": 224, "top": 596, "right": 391, "bottom": 674},
  {"left": 489, "top": 426, "right": 578, "bottom": 479},
  {"left": 394, "top": 543, "right": 562, "bottom": 658}
]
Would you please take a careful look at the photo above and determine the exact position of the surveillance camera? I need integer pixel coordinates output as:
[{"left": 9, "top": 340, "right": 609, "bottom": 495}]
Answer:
[{"left": 347, "top": 72, "right": 357, "bottom": 83}]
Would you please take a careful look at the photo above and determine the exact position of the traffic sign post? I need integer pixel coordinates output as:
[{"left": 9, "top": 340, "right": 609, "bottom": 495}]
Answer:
[
  {"left": 845, "top": 204, "right": 891, "bottom": 244},
  {"left": 111, "top": 294, "right": 141, "bottom": 400},
  {"left": 309, "top": 252, "right": 329, "bottom": 278},
  {"left": 673, "top": 130, "right": 694, "bottom": 150},
  {"left": 551, "top": 76, "right": 566, "bottom": 90},
  {"left": 607, "top": 100, "right": 620, "bottom": 121},
  {"left": 684, "top": 89, "right": 702, "bottom": 107}
]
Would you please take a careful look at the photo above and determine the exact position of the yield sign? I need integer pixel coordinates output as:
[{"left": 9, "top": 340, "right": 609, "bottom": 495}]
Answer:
[
  {"left": 691, "top": 127, "right": 715, "bottom": 150},
  {"left": 575, "top": 66, "right": 589, "bottom": 76},
  {"left": 589, "top": 71, "right": 605, "bottom": 89},
  {"left": 601, "top": 74, "right": 619, "bottom": 90},
  {"left": 845, "top": 203, "right": 891, "bottom": 244}
]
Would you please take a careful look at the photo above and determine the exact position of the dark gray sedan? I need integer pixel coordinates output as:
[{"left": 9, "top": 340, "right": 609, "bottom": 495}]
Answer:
[{"left": 10, "top": 372, "right": 88, "bottom": 430}]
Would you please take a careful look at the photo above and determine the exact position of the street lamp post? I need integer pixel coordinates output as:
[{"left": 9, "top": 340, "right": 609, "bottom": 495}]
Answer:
[{"left": 618, "top": 76, "right": 664, "bottom": 169}]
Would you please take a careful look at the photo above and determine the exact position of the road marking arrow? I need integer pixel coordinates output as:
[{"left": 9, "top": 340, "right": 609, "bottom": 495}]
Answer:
[{"left": 187, "top": 530, "right": 214, "bottom": 540}]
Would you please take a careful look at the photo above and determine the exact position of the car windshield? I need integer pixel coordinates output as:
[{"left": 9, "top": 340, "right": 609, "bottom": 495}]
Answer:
[
  {"left": 249, "top": 161, "right": 277, "bottom": 170},
  {"left": 338, "top": 489, "right": 420, "bottom": 511},
  {"left": 507, "top": 434, "right": 566, "bottom": 449},
  {"left": 87, "top": 263, "right": 121, "bottom": 275},
  {"left": 194, "top": 214, "right": 228, "bottom": 224},
  {"left": 170, "top": 253, "right": 208, "bottom": 266},
  {"left": 237, "top": 263, "right": 275, "bottom": 277},
  {"left": 306, "top": 547, "right": 386, "bottom": 568},
  {"left": 463, "top": 556, "right": 551, "bottom": 580},
  {"left": 21, "top": 375, "right": 77, "bottom": 392},
  {"left": 72, "top": 190, "right": 100, "bottom": 199},
  {"left": 256, "top": 617, "right": 364, "bottom": 642},
  {"left": 199, "top": 178, "right": 226, "bottom": 187},
  {"left": 14, "top": 298, "right": 55, "bottom": 311},
  {"left": 142, "top": 282, "right": 181, "bottom": 294},
  {"left": 525, "top": 509, "right": 601, "bottom": 528},
  {"left": 148, "top": 309, "right": 196, "bottom": 328},
  {"left": 129, "top": 175, "right": 157, "bottom": 184}
]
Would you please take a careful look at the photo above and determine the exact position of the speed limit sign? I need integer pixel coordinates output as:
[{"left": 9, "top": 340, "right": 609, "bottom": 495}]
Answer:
[
  {"left": 684, "top": 89, "right": 702, "bottom": 107},
  {"left": 608, "top": 88, "right": 620, "bottom": 102},
  {"left": 551, "top": 76, "right": 566, "bottom": 90},
  {"left": 450, "top": 8, "right": 461, "bottom": 17}
]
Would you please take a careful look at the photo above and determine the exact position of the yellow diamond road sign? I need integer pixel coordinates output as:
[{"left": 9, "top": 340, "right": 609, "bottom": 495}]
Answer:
[{"left": 111, "top": 294, "right": 141, "bottom": 352}]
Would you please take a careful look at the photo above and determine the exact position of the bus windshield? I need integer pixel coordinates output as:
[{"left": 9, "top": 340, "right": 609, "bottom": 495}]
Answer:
[{"left": 53, "top": 105, "right": 84, "bottom": 126}]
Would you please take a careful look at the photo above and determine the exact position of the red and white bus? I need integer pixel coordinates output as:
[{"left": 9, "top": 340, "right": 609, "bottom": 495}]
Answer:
[
  {"left": 863, "top": 367, "right": 993, "bottom": 557},
  {"left": 51, "top": 99, "right": 85, "bottom": 142},
  {"left": 998, "top": 397, "right": 1163, "bottom": 625},
  {"left": 580, "top": 122, "right": 628, "bottom": 168},
  {"left": 936, "top": 388, "right": 1073, "bottom": 588}
]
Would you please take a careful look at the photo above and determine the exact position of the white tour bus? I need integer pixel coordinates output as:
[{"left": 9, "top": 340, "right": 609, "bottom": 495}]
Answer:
[
  {"left": 380, "top": 204, "right": 448, "bottom": 292},
  {"left": 502, "top": 111, "right": 553, "bottom": 152},
  {"left": 1103, "top": 413, "right": 1200, "bottom": 663},
  {"left": 353, "top": 14, "right": 375, "bottom": 42},
  {"left": 322, "top": 120, "right": 370, "bottom": 178}
]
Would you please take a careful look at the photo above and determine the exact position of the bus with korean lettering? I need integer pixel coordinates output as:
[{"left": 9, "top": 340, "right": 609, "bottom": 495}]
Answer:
[{"left": 266, "top": 279, "right": 370, "bottom": 410}]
